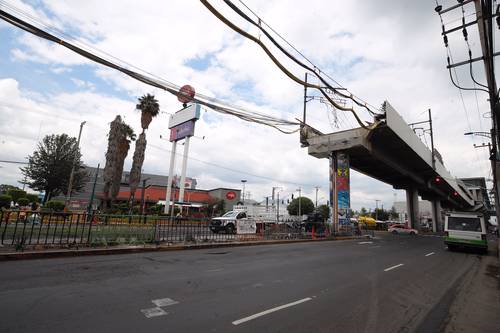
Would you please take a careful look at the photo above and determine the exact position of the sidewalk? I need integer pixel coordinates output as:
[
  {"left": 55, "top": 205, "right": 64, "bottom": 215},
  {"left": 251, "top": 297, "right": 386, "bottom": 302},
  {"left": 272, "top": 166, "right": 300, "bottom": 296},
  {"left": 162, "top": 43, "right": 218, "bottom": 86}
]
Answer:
[
  {"left": 0, "top": 235, "right": 358, "bottom": 261},
  {"left": 444, "top": 237, "right": 500, "bottom": 333}
]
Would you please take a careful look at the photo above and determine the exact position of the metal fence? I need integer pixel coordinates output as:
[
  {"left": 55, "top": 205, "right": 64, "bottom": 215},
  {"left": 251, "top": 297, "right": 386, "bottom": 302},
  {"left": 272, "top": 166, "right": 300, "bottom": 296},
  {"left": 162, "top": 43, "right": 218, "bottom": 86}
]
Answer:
[{"left": 0, "top": 210, "right": 351, "bottom": 251}]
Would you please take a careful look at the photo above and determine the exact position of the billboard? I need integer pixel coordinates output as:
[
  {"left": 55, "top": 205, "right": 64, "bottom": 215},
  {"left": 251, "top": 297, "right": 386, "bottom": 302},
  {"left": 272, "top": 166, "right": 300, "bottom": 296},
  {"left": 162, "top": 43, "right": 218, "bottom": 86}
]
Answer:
[
  {"left": 170, "top": 120, "right": 195, "bottom": 142},
  {"left": 168, "top": 103, "right": 200, "bottom": 129}
]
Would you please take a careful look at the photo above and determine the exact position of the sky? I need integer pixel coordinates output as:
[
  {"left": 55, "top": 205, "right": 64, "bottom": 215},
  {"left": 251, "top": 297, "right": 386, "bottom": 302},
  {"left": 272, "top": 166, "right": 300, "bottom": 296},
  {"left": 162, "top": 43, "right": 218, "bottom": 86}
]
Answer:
[{"left": 0, "top": 0, "right": 498, "bottom": 210}]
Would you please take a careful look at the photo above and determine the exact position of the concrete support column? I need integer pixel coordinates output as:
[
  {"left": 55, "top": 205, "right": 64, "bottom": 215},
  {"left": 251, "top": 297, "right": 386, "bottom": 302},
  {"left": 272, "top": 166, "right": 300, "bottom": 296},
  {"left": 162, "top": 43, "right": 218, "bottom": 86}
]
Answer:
[
  {"left": 406, "top": 188, "right": 420, "bottom": 230},
  {"left": 431, "top": 200, "right": 442, "bottom": 233}
]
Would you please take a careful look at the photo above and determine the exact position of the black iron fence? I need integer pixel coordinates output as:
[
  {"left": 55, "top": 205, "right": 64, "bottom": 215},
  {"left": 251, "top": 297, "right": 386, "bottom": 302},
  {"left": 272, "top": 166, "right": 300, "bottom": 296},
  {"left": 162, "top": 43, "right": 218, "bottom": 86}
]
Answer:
[{"left": 0, "top": 210, "right": 354, "bottom": 251}]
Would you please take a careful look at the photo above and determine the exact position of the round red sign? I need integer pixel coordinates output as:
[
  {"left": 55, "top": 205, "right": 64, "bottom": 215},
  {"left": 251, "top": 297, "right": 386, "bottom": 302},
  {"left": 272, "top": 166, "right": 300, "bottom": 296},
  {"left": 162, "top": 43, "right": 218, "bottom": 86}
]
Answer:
[
  {"left": 178, "top": 85, "right": 195, "bottom": 104},
  {"left": 226, "top": 191, "right": 236, "bottom": 200}
]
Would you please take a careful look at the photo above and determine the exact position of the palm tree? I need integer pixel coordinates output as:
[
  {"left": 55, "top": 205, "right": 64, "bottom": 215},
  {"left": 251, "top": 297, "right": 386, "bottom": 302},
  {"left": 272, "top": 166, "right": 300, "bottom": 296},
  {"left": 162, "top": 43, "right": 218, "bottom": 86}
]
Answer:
[
  {"left": 137, "top": 94, "right": 160, "bottom": 131},
  {"left": 128, "top": 94, "right": 160, "bottom": 207},
  {"left": 103, "top": 116, "right": 136, "bottom": 210}
]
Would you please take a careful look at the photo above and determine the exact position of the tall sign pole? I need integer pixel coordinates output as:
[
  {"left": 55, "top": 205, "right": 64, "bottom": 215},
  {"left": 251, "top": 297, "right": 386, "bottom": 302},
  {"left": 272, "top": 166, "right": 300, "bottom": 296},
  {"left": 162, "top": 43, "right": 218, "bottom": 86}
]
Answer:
[
  {"left": 164, "top": 85, "right": 199, "bottom": 216},
  {"left": 164, "top": 141, "right": 177, "bottom": 214}
]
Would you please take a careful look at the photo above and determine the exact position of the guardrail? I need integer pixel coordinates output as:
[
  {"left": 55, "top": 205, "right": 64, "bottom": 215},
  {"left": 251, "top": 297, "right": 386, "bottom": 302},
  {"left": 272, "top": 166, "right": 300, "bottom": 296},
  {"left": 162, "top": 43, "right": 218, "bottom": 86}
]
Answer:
[{"left": 0, "top": 211, "right": 346, "bottom": 251}]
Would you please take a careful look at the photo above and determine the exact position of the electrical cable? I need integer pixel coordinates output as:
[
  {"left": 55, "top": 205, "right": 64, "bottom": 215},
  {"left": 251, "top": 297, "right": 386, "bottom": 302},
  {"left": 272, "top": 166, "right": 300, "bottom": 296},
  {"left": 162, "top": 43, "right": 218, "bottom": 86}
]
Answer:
[
  {"left": 236, "top": 0, "right": 378, "bottom": 112},
  {"left": 0, "top": 7, "right": 300, "bottom": 134},
  {"left": 223, "top": 0, "right": 379, "bottom": 116},
  {"left": 200, "top": 0, "right": 375, "bottom": 130}
]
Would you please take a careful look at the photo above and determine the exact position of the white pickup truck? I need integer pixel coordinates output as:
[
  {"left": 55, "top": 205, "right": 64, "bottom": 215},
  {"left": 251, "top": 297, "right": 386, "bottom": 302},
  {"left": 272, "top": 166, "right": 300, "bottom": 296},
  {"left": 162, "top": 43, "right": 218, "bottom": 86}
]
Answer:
[{"left": 209, "top": 206, "right": 281, "bottom": 234}]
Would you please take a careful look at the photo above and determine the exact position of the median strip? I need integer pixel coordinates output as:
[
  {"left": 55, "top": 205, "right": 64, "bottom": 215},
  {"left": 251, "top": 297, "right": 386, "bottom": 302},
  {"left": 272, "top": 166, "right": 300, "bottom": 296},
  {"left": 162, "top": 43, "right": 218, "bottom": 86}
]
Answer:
[
  {"left": 232, "top": 297, "right": 312, "bottom": 325},
  {"left": 384, "top": 263, "right": 404, "bottom": 272}
]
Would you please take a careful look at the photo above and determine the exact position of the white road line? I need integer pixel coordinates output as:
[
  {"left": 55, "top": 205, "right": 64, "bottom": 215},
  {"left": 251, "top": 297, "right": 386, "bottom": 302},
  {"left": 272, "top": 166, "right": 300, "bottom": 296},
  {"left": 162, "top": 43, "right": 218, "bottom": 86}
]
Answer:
[
  {"left": 425, "top": 252, "right": 435, "bottom": 257},
  {"left": 152, "top": 298, "right": 179, "bottom": 307},
  {"left": 358, "top": 241, "right": 373, "bottom": 244},
  {"left": 384, "top": 263, "right": 404, "bottom": 272},
  {"left": 141, "top": 307, "right": 168, "bottom": 318},
  {"left": 232, "top": 297, "right": 312, "bottom": 325},
  {"left": 205, "top": 268, "right": 224, "bottom": 273}
]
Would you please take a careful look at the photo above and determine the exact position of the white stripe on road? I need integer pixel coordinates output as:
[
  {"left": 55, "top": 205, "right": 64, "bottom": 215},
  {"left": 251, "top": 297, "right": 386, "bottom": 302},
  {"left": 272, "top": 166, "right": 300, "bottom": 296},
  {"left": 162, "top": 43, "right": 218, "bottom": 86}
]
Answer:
[
  {"left": 425, "top": 252, "right": 435, "bottom": 257},
  {"left": 384, "top": 264, "right": 404, "bottom": 272},
  {"left": 358, "top": 241, "right": 373, "bottom": 244},
  {"left": 141, "top": 307, "right": 168, "bottom": 318},
  {"left": 152, "top": 298, "right": 179, "bottom": 307},
  {"left": 232, "top": 297, "right": 312, "bottom": 325}
]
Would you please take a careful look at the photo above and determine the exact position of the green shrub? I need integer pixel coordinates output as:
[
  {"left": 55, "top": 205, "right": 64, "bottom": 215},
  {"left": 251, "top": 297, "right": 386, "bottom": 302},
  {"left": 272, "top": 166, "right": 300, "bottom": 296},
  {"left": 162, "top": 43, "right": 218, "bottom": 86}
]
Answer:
[
  {"left": 17, "top": 197, "right": 30, "bottom": 206},
  {"left": 26, "top": 193, "right": 40, "bottom": 203},
  {"left": 0, "top": 194, "right": 12, "bottom": 208},
  {"left": 45, "top": 200, "right": 66, "bottom": 212},
  {"left": 7, "top": 189, "right": 27, "bottom": 203}
]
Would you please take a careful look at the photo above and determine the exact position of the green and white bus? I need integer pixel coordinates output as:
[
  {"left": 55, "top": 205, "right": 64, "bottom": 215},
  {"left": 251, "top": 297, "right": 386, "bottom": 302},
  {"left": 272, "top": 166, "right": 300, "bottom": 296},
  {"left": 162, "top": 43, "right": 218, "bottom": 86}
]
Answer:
[{"left": 444, "top": 212, "right": 487, "bottom": 253}]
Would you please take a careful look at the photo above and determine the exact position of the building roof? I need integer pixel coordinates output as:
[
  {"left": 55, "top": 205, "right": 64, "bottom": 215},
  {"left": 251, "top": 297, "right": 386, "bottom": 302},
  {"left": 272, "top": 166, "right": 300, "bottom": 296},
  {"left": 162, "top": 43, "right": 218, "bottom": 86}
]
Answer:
[{"left": 114, "top": 185, "right": 212, "bottom": 203}]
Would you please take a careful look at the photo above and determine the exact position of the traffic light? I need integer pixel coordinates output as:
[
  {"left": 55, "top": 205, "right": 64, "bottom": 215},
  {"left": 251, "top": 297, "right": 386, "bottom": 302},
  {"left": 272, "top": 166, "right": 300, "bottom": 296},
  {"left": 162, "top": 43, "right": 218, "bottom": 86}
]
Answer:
[
  {"left": 435, "top": 176, "right": 441, "bottom": 183},
  {"left": 453, "top": 191, "right": 458, "bottom": 196}
]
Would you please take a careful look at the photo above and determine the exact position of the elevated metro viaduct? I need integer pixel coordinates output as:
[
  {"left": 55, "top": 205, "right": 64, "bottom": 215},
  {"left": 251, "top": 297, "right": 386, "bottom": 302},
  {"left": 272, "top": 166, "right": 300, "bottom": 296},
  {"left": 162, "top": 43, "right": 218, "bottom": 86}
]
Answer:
[{"left": 301, "top": 102, "right": 484, "bottom": 232}]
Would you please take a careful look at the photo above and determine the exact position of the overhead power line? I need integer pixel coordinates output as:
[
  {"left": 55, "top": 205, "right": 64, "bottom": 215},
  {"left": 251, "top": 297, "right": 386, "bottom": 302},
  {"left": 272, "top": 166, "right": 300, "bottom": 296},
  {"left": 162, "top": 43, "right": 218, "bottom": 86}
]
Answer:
[
  {"left": 200, "top": 0, "right": 379, "bottom": 130},
  {"left": 0, "top": 5, "right": 300, "bottom": 134}
]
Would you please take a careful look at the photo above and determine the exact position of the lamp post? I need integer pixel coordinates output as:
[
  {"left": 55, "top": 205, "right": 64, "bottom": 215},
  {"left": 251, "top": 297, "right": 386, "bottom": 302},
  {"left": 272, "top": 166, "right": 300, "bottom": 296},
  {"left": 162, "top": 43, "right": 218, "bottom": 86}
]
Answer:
[
  {"left": 66, "top": 121, "right": 86, "bottom": 208},
  {"left": 241, "top": 180, "right": 247, "bottom": 204}
]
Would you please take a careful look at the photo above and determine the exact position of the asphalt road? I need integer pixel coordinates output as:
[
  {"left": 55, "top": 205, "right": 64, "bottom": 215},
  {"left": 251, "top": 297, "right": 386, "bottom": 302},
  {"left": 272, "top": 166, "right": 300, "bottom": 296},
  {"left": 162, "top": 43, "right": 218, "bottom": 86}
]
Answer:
[{"left": 0, "top": 233, "right": 495, "bottom": 332}]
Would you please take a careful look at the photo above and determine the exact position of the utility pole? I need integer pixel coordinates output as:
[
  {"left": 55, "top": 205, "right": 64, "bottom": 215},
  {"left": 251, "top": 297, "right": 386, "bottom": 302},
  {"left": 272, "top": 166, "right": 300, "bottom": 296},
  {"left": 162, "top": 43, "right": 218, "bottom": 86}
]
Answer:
[
  {"left": 241, "top": 180, "right": 247, "bottom": 204},
  {"left": 66, "top": 121, "right": 86, "bottom": 208},
  {"left": 140, "top": 177, "right": 150, "bottom": 215},
  {"left": 297, "top": 187, "right": 302, "bottom": 220},
  {"left": 315, "top": 186, "right": 320, "bottom": 208},
  {"left": 86, "top": 163, "right": 99, "bottom": 219},
  {"left": 474, "top": 0, "right": 500, "bottom": 227},
  {"left": 429, "top": 109, "right": 435, "bottom": 169},
  {"left": 375, "top": 199, "right": 380, "bottom": 221},
  {"left": 436, "top": 0, "right": 500, "bottom": 228},
  {"left": 277, "top": 191, "right": 280, "bottom": 222}
]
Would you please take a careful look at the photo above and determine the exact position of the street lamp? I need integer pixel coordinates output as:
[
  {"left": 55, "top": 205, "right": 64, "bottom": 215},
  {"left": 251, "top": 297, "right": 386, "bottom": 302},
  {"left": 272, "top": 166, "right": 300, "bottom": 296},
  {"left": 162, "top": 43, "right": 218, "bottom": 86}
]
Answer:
[
  {"left": 241, "top": 180, "right": 247, "bottom": 204},
  {"left": 464, "top": 131, "right": 492, "bottom": 139},
  {"left": 297, "top": 188, "right": 302, "bottom": 220}
]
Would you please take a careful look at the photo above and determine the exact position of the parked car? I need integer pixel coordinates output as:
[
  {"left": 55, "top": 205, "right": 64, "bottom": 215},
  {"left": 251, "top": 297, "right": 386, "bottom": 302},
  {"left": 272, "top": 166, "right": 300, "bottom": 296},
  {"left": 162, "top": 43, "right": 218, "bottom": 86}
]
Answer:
[{"left": 388, "top": 224, "right": 418, "bottom": 235}]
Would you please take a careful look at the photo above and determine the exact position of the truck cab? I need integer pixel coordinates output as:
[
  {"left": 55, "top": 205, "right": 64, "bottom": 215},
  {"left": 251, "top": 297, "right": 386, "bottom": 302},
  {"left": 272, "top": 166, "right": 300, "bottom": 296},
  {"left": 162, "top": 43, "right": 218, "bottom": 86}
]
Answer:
[{"left": 209, "top": 210, "right": 247, "bottom": 234}]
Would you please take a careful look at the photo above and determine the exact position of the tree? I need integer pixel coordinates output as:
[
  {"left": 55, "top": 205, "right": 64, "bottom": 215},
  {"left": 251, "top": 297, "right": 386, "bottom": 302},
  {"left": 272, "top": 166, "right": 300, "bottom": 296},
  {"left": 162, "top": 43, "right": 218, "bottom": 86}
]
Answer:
[
  {"left": 0, "top": 184, "right": 20, "bottom": 195},
  {"left": 128, "top": 94, "right": 160, "bottom": 207},
  {"left": 0, "top": 194, "right": 12, "bottom": 208},
  {"left": 102, "top": 116, "right": 136, "bottom": 209},
  {"left": 317, "top": 204, "right": 330, "bottom": 220},
  {"left": 360, "top": 207, "right": 368, "bottom": 216},
  {"left": 389, "top": 206, "right": 398, "bottom": 220},
  {"left": 7, "top": 188, "right": 26, "bottom": 204},
  {"left": 20, "top": 134, "right": 88, "bottom": 203},
  {"left": 287, "top": 197, "right": 315, "bottom": 216}
]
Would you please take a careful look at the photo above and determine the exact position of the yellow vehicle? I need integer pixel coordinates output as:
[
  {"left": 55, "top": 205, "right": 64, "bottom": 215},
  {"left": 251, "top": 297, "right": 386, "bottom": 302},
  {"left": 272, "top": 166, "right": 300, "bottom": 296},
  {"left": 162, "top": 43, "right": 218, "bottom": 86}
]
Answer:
[{"left": 358, "top": 216, "right": 376, "bottom": 227}]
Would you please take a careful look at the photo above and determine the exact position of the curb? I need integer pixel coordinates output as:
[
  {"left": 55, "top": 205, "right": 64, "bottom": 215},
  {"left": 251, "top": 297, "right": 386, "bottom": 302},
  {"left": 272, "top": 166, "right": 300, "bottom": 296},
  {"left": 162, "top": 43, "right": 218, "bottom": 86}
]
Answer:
[{"left": 0, "top": 236, "right": 356, "bottom": 261}]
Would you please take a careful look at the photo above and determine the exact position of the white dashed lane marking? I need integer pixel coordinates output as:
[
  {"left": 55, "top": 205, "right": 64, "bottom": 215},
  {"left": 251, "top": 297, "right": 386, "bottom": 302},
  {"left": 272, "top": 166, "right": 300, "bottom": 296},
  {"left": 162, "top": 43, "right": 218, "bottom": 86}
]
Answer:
[
  {"left": 425, "top": 252, "right": 435, "bottom": 257},
  {"left": 232, "top": 297, "right": 312, "bottom": 325},
  {"left": 384, "top": 264, "right": 404, "bottom": 272}
]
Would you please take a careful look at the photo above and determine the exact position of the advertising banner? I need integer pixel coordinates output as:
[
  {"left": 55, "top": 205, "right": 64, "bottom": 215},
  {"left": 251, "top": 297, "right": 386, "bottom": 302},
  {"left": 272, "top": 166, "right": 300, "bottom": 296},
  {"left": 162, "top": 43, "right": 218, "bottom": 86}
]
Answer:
[
  {"left": 170, "top": 120, "right": 195, "bottom": 142},
  {"left": 336, "top": 153, "right": 350, "bottom": 225},
  {"left": 236, "top": 219, "right": 257, "bottom": 234}
]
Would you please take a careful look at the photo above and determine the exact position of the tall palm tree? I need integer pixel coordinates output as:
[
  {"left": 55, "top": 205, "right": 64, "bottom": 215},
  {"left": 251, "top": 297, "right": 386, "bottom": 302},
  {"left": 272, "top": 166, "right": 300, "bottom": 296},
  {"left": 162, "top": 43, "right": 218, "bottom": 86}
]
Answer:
[
  {"left": 128, "top": 94, "right": 160, "bottom": 207},
  {"left": 103, "top": 116, "right": 135, "bottom": 210}
]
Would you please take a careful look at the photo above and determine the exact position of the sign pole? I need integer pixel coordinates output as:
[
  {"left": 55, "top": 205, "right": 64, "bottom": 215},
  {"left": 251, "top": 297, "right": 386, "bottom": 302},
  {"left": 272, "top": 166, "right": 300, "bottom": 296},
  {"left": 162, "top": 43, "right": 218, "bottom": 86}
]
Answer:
[
  {"left": 164, "top": 141, "right": 177, "bottom": 214},
  {"left": 178, "top": 136, "right": 191, "bottom": 211}
]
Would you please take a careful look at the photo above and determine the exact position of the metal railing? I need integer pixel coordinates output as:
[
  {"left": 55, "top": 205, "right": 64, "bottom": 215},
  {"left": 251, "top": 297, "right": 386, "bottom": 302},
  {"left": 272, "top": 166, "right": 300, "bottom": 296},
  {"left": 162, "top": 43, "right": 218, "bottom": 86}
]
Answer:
[{"left": 0, "top": 211, "right": 353, "bottom": 251}]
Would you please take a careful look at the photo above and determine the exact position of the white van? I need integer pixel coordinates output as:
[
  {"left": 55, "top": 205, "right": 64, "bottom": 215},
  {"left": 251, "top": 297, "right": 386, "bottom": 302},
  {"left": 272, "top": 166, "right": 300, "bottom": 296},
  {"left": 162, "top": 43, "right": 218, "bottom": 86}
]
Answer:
[{"left": 444, "top": 212, "right": 487, "bottom": 253}]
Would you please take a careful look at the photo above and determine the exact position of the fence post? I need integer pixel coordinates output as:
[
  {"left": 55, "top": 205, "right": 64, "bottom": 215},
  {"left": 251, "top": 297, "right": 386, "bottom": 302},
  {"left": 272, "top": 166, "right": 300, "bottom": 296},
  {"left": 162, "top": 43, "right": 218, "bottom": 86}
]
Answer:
[{"left": 87, "top": 211, "right": 94, "bottom": 246}]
